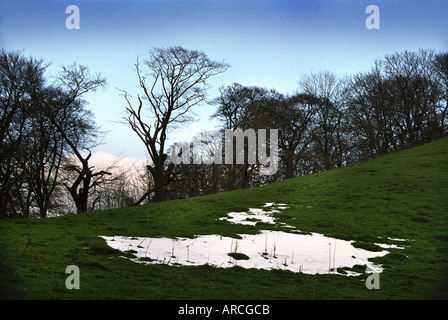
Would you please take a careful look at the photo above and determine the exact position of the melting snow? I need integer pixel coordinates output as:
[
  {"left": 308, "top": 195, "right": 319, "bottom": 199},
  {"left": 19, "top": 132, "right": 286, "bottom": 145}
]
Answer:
[{"left": 100, "top": 202, "right": 406, "bottom": 276}]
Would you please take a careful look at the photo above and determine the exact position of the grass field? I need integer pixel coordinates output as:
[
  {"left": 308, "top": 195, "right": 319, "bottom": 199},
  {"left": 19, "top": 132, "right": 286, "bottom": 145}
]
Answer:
[{"left": 1, "top": 137, "right": 447, "bottom": 300}]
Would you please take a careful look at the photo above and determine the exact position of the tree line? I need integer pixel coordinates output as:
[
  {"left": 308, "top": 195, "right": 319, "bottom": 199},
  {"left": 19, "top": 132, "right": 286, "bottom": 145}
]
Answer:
[
  {"left": 1, "top": 47, "right": 447, "bottom": 218},
  {"left": 0, "top": 50, "right": 113, "bottom": 218},
  {"left": 151, "top": 48, "right": 447, "bottom": 200}
]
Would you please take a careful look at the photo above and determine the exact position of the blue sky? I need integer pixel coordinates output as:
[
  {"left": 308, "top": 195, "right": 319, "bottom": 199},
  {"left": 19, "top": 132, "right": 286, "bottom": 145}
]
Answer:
[{"left": 1, "top": 0, "right": 447, "bottom": 161}]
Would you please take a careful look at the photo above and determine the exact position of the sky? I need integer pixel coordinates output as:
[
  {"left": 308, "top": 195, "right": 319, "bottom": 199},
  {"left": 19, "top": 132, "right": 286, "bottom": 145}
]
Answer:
[{"left": 1, "top": 0, "right": 447, "bottom": 166}]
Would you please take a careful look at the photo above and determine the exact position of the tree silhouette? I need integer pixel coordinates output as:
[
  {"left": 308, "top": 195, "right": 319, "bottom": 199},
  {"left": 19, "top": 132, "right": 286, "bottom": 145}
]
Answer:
[{"left": 121, "top": 46, "right": 229, "bottom": 203}]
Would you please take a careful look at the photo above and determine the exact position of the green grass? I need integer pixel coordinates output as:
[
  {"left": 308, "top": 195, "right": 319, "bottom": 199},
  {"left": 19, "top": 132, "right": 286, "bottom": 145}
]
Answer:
[
  {"left": 228, "top": 252, "right": 250, "bottom": 260},
  {"left": 1, "top": 137, "right": 447, "bottom": 299}
]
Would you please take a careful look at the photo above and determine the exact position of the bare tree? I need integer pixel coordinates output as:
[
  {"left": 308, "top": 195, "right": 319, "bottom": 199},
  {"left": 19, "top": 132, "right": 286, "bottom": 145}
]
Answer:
[
  {"left": 382, "top": 49, "right": 444, "bottom": 147},
  {"left": 432, "top": 52, "right": 448, "bottom": 134},
  {"left": 211, "top": 83, "right": 280, "bottom": 188},
  {"left": 45, "top": 64, "right": 108, "bottom": 213},
  {"left": 120, "top": 46, "right": 229, "bottom": 203},
  {"left": 299, "top": 71, "right": 350, "bottom": 171},
  {"left": 347, "top": 65, "right": 396, "bottom": 158},
  {"left": 17, "top": 89, "right": 66, "bottom": 218},
  {"left": 0, "top": 51, "right": 110, "bottom": 217},
  {"left": 273, "top": 94, "right": 318, "bottom": 178},
  {"left": 0, "top": 50, "right": 47, "bottom": 218},
  {"left": 347, "top": 49, "right": 447, "bottom": 159}
]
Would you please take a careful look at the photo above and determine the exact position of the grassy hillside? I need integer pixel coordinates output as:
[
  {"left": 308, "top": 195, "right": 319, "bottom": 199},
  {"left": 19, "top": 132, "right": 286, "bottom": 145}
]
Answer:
[{"left": 1, "top": 137, "right": 447, "bottom": 300}]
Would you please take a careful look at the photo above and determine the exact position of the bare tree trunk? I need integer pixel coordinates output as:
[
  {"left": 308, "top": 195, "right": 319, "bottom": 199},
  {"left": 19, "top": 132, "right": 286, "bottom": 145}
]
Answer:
[{"left": 121, "top": 46, "right": 228, "bottom": 203}]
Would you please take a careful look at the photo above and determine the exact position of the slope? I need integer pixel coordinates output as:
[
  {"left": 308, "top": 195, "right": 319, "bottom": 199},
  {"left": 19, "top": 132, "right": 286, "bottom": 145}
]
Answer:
[{"left": 0, "top": 137, "right": 447, "bottom": 299}]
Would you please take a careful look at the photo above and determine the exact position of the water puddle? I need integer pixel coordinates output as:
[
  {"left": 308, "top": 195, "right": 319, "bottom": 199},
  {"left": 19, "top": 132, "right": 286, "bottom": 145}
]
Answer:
[{"left": 100, "top": 203, "right": 406, "bottom": 276}]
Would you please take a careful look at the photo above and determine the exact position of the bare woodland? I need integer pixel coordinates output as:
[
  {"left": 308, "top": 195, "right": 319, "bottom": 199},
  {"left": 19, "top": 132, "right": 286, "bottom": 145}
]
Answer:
[{"left": 1, "top": 47, "right": 447, "bottom": 218}]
